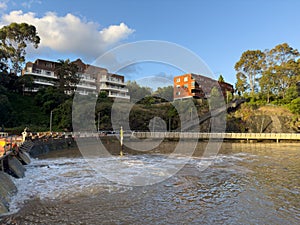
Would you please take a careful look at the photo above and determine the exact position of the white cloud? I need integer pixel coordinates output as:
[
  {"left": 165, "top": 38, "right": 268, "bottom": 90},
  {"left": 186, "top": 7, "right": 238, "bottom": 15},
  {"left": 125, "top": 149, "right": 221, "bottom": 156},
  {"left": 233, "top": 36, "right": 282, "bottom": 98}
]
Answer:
[{"left": 0, "top": 10, "right": 135, "bottom": 59}]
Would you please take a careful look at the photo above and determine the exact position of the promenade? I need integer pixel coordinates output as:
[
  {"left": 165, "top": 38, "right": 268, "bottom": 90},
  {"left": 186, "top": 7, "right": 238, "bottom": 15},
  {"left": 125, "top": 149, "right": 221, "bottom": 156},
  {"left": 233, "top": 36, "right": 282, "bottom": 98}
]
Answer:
[{"left": 133, "top": 132, "right": 300, "bottom": 142}]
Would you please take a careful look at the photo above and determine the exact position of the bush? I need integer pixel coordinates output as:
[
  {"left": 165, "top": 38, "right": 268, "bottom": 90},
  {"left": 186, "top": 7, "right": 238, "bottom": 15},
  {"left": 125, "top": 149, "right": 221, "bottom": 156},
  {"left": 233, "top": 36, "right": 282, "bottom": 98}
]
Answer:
[{"left": 289, "top": 97, "right": 300, "bottom": 114}]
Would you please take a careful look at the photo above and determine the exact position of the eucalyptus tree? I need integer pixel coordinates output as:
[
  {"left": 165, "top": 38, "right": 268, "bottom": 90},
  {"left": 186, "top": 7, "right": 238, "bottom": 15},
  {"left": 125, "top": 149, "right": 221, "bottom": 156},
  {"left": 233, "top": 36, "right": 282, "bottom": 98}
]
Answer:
[
  {"left": 235, "top": 72, "right": 249, "bottom": 96},
  {"left": 261, "top": 43, "right": 300, "bottom": 100},
  {"left": 234, "top": 50, "right": 265, "bottom": 96},
  {"left": 0, "top": 22, "right": 40, "bottom": 75}
]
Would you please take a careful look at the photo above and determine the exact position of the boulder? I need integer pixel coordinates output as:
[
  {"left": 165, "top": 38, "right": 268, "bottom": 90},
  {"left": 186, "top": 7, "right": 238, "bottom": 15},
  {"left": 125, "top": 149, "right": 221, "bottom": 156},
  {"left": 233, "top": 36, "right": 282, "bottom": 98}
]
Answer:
[{"left": 7, "top": 156, "right": 25, "bottom": 178}]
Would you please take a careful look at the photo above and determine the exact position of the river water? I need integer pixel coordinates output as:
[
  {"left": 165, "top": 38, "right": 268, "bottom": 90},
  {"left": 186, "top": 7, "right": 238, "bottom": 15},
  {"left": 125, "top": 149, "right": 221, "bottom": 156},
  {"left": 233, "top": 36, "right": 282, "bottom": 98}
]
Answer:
[{"left": 1, "top": 142, "right": 299, "bottom": 224}]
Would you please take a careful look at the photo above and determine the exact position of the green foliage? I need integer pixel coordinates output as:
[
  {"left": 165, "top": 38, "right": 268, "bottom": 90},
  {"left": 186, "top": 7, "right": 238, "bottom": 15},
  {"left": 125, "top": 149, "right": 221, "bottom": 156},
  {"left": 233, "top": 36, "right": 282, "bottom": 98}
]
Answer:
[
  {"left": 137, "top": 96, "right": 156, "bottom": 106},
  {"left": 235, "top": 43, "right": 300, "bottom": 108},
  {"left": 218, "top": 74, "right": 225, "bottom": 82},
  {"left": 52, "top": 99, "right": 73, "bottom": 131},
  {"left": 289, "top": 97, "right": 300, "bottom": 114},
  {"left": 126, "top": 81, "right": 152, "bottom": 102},
  {"left": 235, "top": 50, "right": 265, "bottom": 95},
  {"left": 35, "top": 87, "right": 69, "bottom": 113},
  {"left": 0, "top": 22, "right": 40, "bottom": 74},
  {"left": 235, "top": 72, "right": 249, "bottom": 95},
  {"left": 55, "top": 59, "right": 79, "bottom": 93},
  {"left": 153, "top": 85, "right": 173, "bottom": 101},
  {"left": 0, "top": 92, "right": 12, "bottom": 126},
  {"left": 98, "top": 91, "right": 108, "bottom": 99}
]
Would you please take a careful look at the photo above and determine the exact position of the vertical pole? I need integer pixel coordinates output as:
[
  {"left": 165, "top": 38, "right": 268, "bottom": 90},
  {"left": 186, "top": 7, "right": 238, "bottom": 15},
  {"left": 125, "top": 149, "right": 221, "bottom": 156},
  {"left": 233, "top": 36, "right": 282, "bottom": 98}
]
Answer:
[
  {"left": 120, "top": 126, "right": 124, "bottom": 156},
  {"left": 153, "top": 117, "right": 155, "bottom": 133},
  {"left": 50, "top": 110, "right": 53, "bottom": 133},
  {"left": 169, "top": 117, "right": 171, "bottom": 132},
  {"left": 97, "top": 112, "right": 100, "bottom": 132}
]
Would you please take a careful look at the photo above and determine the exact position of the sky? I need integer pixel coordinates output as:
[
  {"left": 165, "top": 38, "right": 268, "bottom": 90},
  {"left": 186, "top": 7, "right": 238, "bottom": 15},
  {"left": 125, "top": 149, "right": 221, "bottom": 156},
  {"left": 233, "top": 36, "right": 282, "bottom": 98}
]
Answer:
[{"left": 0, "top": 0, "right": 300, "bottom": 88}]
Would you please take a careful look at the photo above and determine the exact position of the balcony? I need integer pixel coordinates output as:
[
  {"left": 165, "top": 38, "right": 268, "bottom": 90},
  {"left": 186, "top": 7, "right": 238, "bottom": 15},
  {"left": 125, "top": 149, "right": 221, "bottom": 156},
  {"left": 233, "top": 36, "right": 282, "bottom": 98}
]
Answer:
[
  {"left": 99, "top": 77, "right": 125, "bottom": 85},
  {"left": 108, "top": 93, "right": 130, "bottom": 99},
  {"left": 33, "top": 80, "right": 55, "bottom": 86},
  {"left": 79, "top": 74, "right": 96, "bottom": 83},
  {"left": 99, "top": 84, "right": 128, "bottom": 92},
  {"left": 76, "top": 83, "right": 97, "bottom": 90},
  {"left": 24, "top": 70, "right": 57, "bottom": 79}
]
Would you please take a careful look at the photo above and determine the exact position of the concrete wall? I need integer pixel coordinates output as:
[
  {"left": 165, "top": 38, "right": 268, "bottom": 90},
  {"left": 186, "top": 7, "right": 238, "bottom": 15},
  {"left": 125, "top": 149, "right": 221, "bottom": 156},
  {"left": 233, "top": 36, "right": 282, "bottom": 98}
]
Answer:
[{"left": 29, "top": 138, "right": 75, "bottom": 157}]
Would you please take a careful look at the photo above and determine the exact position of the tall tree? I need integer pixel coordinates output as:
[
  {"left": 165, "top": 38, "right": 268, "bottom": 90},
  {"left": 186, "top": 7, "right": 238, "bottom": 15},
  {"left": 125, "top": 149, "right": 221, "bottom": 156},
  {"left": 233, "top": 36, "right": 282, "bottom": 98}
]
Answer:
[
  {"left": 259, "top": 69, "right": 276, "bottom": 103},
  {"left": 0, "top": 22, "right": 40, "bottom": 74},
  {"left": 55, "top": 59, "right": 79, "bottom": 93},
  {"left": 262, "top": 44, "right": 300, "bottom": 99},
  {"left": 266, "top": 43, "right": 299, "bottom": 67},
  {"left": 234, "top": 50, "right": 265, "bottom": 95},
  {"left": 126, "top": 80, "right": 152, "bottom": 102},
  {"left": 235, "top": 72, "right": 249, "bottom": 96}
]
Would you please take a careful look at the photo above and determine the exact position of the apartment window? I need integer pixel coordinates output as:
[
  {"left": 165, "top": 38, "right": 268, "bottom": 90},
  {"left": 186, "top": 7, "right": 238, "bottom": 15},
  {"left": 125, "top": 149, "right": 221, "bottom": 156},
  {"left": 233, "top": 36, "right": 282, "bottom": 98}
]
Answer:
[
  {"left": 176, "top": 78, "right": 180, "bottom": 82},
  {"left": 184, "top": 76, "right": 188, "bottom": 82},
  {"left": 191, "top": 81, "right": 195, "bottom": 87},
  {"left": 176, "top": 91, "right": 181, "bottom": 96},
  {"left": 46, "top": 71, "right": 51, "bottom": 76},
  {"left": 183, "top": 84, "right": 188, "bottom": 88},
  {"left": 176, "top": 85, "right": 180, "bottom": 88}
]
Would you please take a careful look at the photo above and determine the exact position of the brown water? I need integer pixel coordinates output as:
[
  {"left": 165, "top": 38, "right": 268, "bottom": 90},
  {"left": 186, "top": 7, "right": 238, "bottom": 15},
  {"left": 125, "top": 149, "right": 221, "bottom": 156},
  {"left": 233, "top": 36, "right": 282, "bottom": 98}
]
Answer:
[{"left": 1, "top": 142, "right": 299, "bottom": 224}]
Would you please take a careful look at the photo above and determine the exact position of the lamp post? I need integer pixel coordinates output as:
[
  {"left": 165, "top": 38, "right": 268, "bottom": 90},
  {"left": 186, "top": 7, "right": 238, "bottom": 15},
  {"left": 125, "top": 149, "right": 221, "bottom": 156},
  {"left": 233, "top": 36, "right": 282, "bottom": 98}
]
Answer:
[
  {"left": 50, "top": 110, "right": 53, "bottom": 133},
  {"left": 97, "top": 112, "right": 100, "bottom": 132}
]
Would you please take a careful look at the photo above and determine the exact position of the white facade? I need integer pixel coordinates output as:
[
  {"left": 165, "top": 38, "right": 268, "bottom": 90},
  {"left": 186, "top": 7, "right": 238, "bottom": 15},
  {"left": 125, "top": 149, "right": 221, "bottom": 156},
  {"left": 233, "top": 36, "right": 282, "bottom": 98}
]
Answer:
[{"left": 22, "top": 59, "right": 130, "bottom": 99}]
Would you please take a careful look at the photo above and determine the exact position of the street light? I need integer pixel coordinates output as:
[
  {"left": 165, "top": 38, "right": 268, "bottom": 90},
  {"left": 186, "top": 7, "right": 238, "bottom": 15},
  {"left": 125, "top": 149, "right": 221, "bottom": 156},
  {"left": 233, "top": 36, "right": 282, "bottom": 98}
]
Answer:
[
  {"left": 97, "top": 112, "right": 100, "bottom": 132},
  {"left": 50, "top": 110, "right": 53, "bottom": 133}
]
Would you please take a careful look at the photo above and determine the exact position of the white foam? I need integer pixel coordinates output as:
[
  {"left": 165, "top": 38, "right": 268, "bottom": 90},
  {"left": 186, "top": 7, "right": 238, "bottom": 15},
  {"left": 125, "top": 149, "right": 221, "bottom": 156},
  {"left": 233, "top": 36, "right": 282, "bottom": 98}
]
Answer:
[{"left": 8, "top": 153, "right": 253, "bottom": 213}]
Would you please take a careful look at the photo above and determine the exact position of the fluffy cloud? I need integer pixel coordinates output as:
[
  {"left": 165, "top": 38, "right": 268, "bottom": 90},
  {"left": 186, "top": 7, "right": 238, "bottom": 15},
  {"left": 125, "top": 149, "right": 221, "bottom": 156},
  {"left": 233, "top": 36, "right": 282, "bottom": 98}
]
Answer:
[{"left": 0, "top": 10, "right": 135, "bottom": 59}]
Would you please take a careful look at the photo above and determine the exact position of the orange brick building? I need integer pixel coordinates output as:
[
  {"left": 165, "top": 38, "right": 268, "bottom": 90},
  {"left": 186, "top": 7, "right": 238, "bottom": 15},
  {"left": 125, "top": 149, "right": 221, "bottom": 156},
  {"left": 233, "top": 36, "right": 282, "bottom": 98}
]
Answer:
[{"left": 173, "top": 73, "right": 234, "bottom": 100}]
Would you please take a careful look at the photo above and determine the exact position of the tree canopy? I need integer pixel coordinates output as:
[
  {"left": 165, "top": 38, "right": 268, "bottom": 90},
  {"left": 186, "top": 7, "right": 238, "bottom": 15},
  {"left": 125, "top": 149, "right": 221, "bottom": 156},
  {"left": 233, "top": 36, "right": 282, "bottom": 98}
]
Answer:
[
  {"left": 55, "top": 59, "right": 79, "bottom": 93},
  {"left": 0, "top": 22, "right": 40, "bottom": 74},
  {"left": 234, "top": 43, "right": 300, "bottom": 111},
  {"left": 235, "top": 50, "right": 265, "bottom": 95}
]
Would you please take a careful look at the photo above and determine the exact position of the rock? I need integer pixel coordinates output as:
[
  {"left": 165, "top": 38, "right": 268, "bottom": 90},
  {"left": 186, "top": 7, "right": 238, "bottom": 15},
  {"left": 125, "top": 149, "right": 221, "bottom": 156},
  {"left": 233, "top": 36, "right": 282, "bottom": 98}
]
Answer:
[
  {"left": 7, "top": 156, "right": 26, "bottom": 178},
  {"left": 18, "top": 151, "right": 31, "bottom": 165},
  {"left": 0, "top": 201, "right": 8, "bottom": 214},
  {"left": 0, "top": 171, "right": 17, "bottom": 215},
  {"left": 0, "top": 172, "right": 17, "bottom": 193}
]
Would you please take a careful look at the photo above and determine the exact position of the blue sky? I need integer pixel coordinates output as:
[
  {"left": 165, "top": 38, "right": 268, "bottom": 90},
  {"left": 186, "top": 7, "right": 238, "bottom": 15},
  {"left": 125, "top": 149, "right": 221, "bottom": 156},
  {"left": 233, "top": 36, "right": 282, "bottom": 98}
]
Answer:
[{"left": 1, "top": 0, "right": 300, "bottom": 87}]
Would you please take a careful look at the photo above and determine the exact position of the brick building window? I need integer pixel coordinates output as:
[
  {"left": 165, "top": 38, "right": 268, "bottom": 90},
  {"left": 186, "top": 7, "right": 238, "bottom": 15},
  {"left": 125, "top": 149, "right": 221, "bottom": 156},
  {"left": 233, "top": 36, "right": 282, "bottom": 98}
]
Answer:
[
  {"left": 176, "top": 78, "right": 180, "bottom": 82},
  {"left": 184, "top": 76, "right": 188, "bottom": 82}
]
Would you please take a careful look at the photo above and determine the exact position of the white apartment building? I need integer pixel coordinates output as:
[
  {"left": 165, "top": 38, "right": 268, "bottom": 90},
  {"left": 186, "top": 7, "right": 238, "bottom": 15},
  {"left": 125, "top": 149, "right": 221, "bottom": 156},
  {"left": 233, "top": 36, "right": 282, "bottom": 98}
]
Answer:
[{"left": 22, "top": 58, "right": 130, "bottom": 99}]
